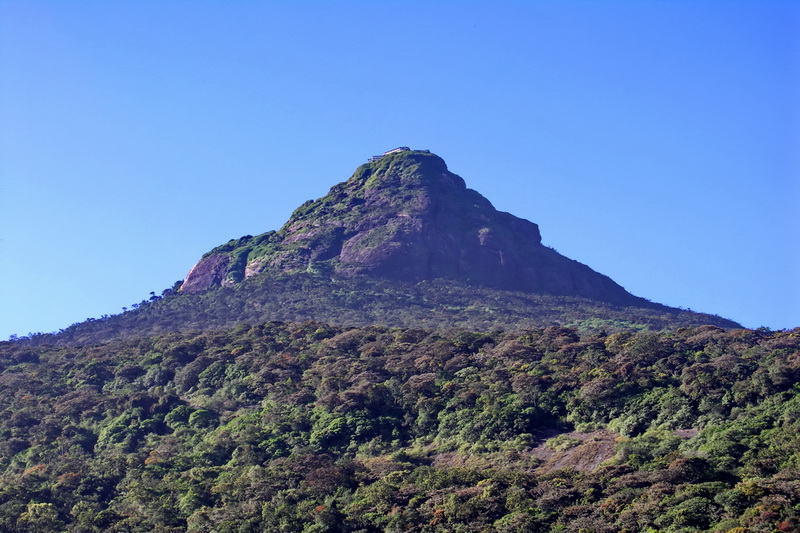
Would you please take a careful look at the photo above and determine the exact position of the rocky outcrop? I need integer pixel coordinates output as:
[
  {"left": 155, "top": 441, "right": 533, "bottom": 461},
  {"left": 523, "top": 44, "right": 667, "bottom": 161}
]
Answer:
[
  {"left": 180, "top": 254, "right": 230, "bottom": 294},
  {"left": 180, "top": 149, "right": 651, "bottom": 307}
]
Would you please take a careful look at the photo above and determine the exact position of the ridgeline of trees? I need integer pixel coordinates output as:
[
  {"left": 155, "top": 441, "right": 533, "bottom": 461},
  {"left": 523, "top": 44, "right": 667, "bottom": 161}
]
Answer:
[
  {"left": 1, "top": 322, "right": 798, "bottom": 532},
  {"left": 18, "top": 272, "right": 738, "bottom": 346}
]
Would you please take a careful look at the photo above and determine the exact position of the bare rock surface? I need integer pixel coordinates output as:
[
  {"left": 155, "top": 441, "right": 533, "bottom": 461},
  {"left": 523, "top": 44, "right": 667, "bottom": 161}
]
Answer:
[
  {"left": 180, "top": 254, "right": 230, "bottom": 294},
  {"left": 531, "top": 430, "right": 620, "bottom": 473},
  {"left": 428, "top": 430, "right": 620, "bottom": 475}
]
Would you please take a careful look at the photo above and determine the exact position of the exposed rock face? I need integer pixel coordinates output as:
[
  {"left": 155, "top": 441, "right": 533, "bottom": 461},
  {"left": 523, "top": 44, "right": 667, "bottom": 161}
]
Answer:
[
  {"left": 180, "top": 150, "right": 649, "bottom": 306},
  {"left": 180, "top": 254, "right": 230, "bottom": 294}
]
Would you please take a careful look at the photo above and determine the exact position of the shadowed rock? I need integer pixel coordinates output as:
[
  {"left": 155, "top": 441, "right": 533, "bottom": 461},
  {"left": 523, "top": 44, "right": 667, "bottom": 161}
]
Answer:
[{"left": 181, "top": 149, "right": 652, "bottom": 307}]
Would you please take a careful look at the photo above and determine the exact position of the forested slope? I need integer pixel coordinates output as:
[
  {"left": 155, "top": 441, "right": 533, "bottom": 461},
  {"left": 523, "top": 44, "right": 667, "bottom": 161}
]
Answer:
[
  {"left": 27, "top": 272, "right": 738, "bottom": 346},
  {"left": 1, "top": 322, "right": 798, "bottom": 532}
]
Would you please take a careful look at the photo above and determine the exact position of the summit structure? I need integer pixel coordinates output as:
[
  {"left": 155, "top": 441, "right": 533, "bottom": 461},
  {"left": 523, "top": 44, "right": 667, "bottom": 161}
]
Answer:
[{"left": 181, "top": 149, "right": 651, "bottom": 307}]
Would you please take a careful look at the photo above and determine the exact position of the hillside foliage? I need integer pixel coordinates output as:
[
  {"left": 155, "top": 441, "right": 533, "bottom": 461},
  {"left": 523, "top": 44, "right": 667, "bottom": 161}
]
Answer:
[
  {"left": 1, "top": 322, "right": 798, "bottom": 532},
  {"left": 23, "top": 272, "right": 738, "bottom": 346}
]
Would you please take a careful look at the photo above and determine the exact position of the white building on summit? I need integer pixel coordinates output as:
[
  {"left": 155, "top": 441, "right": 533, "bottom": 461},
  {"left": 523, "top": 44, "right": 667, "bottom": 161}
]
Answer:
[
  {"left": 383, "top": 146, "right": 410, "bottom": 154},
  {"left": 368, "top": 147, "right": 415, "bottom": 161}
]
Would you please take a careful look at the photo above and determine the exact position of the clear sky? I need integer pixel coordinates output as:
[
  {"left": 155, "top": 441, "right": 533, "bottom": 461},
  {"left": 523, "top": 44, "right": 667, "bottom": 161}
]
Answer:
[{"left": 1, "top": 1, "right": 798, "bottom": 339}]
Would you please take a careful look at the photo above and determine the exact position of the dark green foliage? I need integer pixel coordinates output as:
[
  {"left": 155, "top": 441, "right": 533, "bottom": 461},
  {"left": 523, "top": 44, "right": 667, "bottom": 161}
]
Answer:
[
  {"left": 27, "top": 272, "right": 738, "bottom": 346},
  {"left": 0, "top": 323, "right": 798, "bottom": 531}
]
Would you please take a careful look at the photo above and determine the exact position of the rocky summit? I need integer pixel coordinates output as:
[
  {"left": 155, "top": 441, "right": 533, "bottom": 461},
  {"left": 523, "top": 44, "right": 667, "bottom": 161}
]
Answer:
[{"left": 181, "top": 148, "right": 650, "bottom": 307}]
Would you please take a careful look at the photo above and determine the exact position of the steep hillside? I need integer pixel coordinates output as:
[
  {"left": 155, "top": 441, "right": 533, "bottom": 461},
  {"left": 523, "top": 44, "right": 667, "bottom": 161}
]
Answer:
[
  {"left": 33, "top": 273, "right": 739, "bottom": 346},
  {"left": 12, "top": 148, "right": 742, "bottom": 347},
  {"left": 0, "top": 323, "right": 798, "bottom": 531},
  {"left": 21, "top": 148, "right": 737, "bottom": 345}
]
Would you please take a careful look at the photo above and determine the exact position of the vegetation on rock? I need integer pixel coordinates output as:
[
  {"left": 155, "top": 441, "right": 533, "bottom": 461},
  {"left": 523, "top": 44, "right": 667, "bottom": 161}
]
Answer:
[{"left": 181, "top": 150, "right": 665, "bottom": 308}]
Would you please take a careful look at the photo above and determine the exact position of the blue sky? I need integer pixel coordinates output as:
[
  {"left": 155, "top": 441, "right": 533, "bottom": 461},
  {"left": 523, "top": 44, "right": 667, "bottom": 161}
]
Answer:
[{"left": 1, "top": 1, "right": 798, "bottom": 338}]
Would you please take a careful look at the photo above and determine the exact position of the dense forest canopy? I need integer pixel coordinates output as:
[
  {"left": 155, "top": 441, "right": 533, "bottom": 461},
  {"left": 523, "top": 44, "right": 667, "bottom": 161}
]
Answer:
[
  {"left": 1, "top": 322, "right": 798, "bottom": 532},
  {"left": 0, "top": 151, "right": 783, "bottom": 532}
]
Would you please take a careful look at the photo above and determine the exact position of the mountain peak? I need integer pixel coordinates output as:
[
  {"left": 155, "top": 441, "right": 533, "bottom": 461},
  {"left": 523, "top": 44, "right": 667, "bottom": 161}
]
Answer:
[
  {"left": 351, "top": 148, "right": 466, "bottom": 198},
  {"left": 180, "top": 150, "right": 647, "bottom": 307}
]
